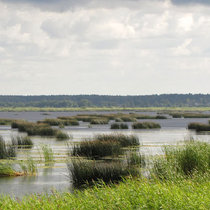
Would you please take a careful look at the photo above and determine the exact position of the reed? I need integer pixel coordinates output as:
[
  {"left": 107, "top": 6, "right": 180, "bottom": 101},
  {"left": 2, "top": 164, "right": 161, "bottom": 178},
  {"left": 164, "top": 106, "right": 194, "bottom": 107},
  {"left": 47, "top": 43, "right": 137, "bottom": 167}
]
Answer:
[
  {"left": 11, "top": 135, "right": 33, "bottom": 149},
  {"left": 188, "top": 122, "right": 210, "bottom": 132},
  {"left": 0, "top": 136, "right": 16, "bottom": 159},
  {"left": 153, "top": 140, "right": 210, "bottom": 179},
  {"left": 110, "top": 123, "right": 128, "bottom": 129},
  {"left": 132, "top": 122, "right": 161, "bottom": 129},
  {"left": 68, "top": 159, "right": 137, "bottom": 187},
  {"left": 94, "top": 133, "right": 139, "bottom": 147},
  {"left": 72, "top": 140, "right": 122, "bottom": 159}
]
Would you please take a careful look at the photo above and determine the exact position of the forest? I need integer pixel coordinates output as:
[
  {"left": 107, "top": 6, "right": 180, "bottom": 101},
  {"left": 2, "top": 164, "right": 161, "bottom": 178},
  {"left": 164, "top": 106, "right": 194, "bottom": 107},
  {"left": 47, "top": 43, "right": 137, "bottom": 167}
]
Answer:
[{"left": 0, "top": 94, "right": 210, "bottom": 107}]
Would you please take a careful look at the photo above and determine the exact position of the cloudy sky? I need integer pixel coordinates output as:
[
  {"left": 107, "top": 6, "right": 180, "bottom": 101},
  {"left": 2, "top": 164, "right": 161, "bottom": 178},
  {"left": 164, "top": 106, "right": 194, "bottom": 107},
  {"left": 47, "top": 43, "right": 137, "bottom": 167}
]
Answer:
[{"left": 1, "top": 0, "right": 210, "bottom": 95}]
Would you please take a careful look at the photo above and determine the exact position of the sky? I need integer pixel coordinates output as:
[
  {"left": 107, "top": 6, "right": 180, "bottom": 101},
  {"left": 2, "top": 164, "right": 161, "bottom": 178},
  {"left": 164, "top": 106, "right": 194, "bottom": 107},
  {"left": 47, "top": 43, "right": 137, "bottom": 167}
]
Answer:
[{"left": 1, "top": 0, "right": 210, "bottom": 95}]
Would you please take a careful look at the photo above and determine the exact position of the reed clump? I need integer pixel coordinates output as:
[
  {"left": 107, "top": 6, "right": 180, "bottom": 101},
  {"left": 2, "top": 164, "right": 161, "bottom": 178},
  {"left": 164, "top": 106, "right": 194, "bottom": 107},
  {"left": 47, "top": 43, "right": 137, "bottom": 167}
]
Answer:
[
  {"left": 0, "top": 119, "right": 16, "bottom": 125},
  {"left": 11, "top": 121, "right": 57, "bottom": 137},
  {"left": 0, "top": 136, "right": 16, "bottom": 159},
  {"left": 11, "top": 135, "right": 33, "bottom": 149},
  {"left": 90, "top": 118, "right": 109, "bottom": 125},
  {"left": 19, "top": 157, "right": 37, "bottom": 175},
  {"left": 188, "top": 122, "right": 210, "bottom": 132},
  {"left": 0, "top": 163, "right": 18, "bottom": 177},
  {"left": 153, "top": 140, "right": 210, "bottom": 179},
  {"left": 72, "top": 140, "right": 122, "bottom": 159},
  {"left": 94, "top": 134, "right": 139, "bottom": 147},
  {"left": 39, "top": 118, "right": 79, "bottom": 126},
  {"left": 132, "top": 122, "right": 161, "bottom": 129},
  {"left": 41, "top": 144, "right": 54, "bottom": 164},
  {"left": 170, "top": 112, "right": 210, "bottom": 118},
  {"left": 68, "top": 159, "right": 137, "bottom": 187},
  {"left": 110, "top": 123, "right": 128, "bottom": 129},
  {"left": 56, "top": 131, "right": 69, "bottom": 140}
]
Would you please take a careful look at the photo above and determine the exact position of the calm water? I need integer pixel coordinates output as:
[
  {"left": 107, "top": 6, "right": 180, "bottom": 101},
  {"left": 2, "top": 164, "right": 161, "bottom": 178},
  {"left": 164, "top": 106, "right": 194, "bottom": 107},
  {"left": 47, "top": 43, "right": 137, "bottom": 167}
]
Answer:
[{"left": 0, "top": 111, "right": 210, "bottom": 197}]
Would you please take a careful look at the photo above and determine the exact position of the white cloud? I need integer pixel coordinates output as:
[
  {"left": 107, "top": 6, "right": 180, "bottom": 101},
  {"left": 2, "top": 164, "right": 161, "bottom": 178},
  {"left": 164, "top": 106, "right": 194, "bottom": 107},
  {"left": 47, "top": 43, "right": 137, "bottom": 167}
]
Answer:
[{"left": 0, "top": 0, "right": 210, "bottom": 94}]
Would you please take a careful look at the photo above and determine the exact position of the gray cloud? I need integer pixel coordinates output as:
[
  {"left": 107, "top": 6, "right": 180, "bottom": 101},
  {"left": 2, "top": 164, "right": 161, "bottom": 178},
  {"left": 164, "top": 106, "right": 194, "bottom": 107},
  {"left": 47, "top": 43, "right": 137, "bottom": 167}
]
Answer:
[
  {"left": 172, "top": 0, "right": 210, "bottom": 6},
  {"left": 1, "top": 0, "right": 210, "bottom": 95}
]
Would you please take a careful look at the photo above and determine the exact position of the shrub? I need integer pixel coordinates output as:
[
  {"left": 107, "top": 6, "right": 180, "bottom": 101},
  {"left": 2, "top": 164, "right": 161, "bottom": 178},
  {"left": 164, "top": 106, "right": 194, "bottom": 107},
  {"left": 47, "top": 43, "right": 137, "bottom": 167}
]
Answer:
[{"left": 132, "top": 122, "right": 161, "bottom": 129}]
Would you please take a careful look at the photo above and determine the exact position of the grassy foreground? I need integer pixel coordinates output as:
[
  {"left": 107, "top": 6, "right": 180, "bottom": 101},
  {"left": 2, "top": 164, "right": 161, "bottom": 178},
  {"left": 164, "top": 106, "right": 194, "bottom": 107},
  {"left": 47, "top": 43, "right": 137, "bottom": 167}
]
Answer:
[{"left": 0, "top": 177, "right": 209, "bottom": 209}]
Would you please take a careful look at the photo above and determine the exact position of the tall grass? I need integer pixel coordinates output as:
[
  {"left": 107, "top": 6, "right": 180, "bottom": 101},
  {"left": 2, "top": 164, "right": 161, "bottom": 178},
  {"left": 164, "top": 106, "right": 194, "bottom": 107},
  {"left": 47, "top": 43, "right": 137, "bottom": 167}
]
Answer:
[
  {"left": 19, "top": 156, "right": 37, "bottom": 175},
  {"left": 0, "top": 136, "right": 16, "bottom": 159},
  {"left": 90, "top": 119, "right": 109, "bottom": 125},
  {"left": 55, "top": 131, "right": 69, "bottom": 141},
  {"left": 132, "top": 122, "right": 161, "bottom": 129},
  {"left": 110, "top": 123, "right": 128, "bottom": 129},
  {"left": 11, "top": 135, "right": 33, "bottom": 149},
  {"left": 125, "top": 150, "right": 145, "bottom": 168},
  {"left": 41, "top": 144, "right": 54, "bottom": 164},
  {"left": 0, "top": 163, "right": 17, "bottom": 176},
  {"left": 68, "top": 159, "right": 137, "bottom": 187},
  {"left": 11, "top": 121, "right": 57, "bottom": 137},
  {"left": 188, "top": 122, "right": 210, "bottom": 132},
  {"left": 72, "top": 140, "right": 122, "bottom": 159},
  {"left": 153, "top": 140, "right": 210, "bottom": 180},
  {"left": 94, "top": 134, "right": 139, "bottom": 147}
]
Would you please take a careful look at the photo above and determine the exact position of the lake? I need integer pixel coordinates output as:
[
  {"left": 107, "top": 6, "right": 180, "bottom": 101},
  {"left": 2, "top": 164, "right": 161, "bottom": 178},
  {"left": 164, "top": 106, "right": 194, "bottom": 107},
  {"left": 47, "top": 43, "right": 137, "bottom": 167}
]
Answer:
[{"left": 0, "top": 111, "right": 210, "bottom": 197}]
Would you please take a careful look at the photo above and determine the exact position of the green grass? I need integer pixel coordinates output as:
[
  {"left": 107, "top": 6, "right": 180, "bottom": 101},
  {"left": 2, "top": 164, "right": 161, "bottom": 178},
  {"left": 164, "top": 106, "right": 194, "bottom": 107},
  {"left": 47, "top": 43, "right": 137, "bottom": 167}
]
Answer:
[
  {"left": 0, "top": 177, "right": 209, "bottom": 209},
  {"left": 132, "top": 122, "right": 161, "bottom": 129}
]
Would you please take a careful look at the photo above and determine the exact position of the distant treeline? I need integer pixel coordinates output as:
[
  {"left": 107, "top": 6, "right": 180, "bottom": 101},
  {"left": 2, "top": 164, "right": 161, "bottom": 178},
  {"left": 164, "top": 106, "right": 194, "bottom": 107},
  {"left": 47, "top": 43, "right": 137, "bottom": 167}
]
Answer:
[{"left": 0, "top": 94, "right": 210, "bottom": 108}]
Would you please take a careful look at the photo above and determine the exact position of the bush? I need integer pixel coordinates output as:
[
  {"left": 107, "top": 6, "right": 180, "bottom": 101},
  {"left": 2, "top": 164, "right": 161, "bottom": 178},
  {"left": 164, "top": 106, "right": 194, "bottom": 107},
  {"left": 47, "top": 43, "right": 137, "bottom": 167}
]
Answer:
[
  {"left": 132, "top": 122, "right": 161, "bottom": 129},
  {"left": 72, "top": 140, "right": 122, "bottom": 159},
  {"left": 110, "top": 123, "right": 128, "bottom": 129}
]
